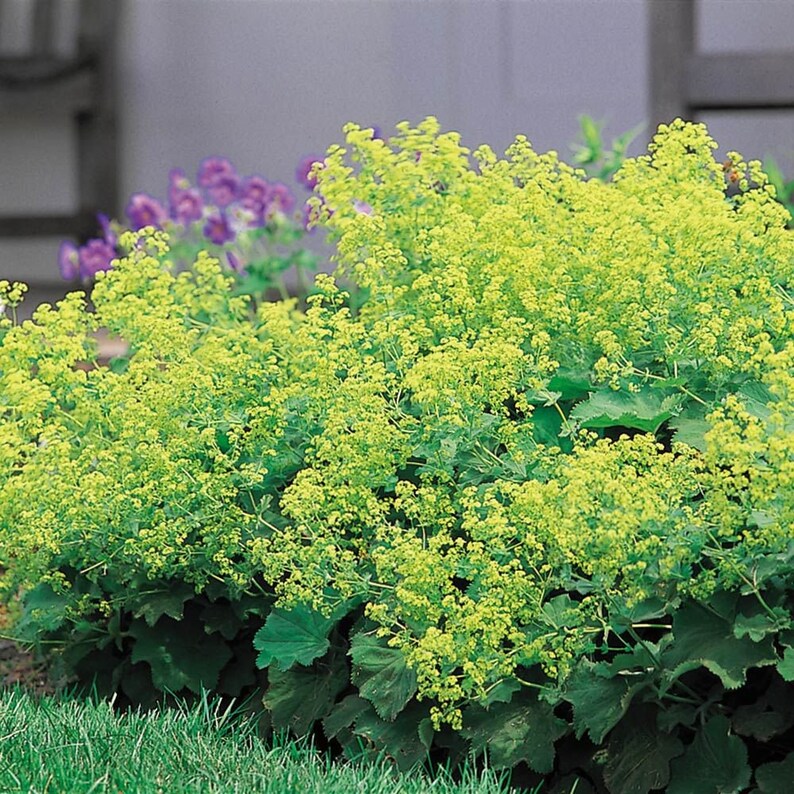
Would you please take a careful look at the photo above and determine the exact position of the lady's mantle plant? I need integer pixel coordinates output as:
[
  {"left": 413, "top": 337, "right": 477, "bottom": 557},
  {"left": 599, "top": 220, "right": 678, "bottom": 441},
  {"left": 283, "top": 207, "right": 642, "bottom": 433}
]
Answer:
[{"left": 0, "top": 118, "right": 792, "bottom": 791}]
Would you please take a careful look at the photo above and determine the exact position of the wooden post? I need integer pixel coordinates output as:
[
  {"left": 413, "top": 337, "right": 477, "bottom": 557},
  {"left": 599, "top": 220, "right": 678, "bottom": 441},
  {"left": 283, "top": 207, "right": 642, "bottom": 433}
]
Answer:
[
  {"left": 76, "top": 0, "right": 120, "bottom": 234},
  {"left": 0, "top": 0, "right": 119, "bottom": 240},
  {"left": 31, "top": 0, "right": 56, "bottom": 56},
  {"left": 648, "top": 0, "right": 695, "bottom": 131}
]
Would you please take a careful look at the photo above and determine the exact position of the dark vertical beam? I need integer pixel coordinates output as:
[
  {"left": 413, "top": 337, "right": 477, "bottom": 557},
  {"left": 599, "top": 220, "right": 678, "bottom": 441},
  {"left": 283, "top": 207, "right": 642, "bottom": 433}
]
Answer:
[
  {"left": 648, "top": 0, "right": 695, "bottom": 131},
  {"left": 31, "top": 0, "right": 56, "bottom": 56},
  {"left": 75, "top": 0, "right": 120, "bottom": 230}
]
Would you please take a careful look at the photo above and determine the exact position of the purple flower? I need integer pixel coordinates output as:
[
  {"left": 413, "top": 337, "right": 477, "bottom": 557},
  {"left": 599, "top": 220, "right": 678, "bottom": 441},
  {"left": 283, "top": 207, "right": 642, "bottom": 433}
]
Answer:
[
  {"left": 197, "top": 157, "right": 236, "bottom": 189},
  {"left": 196, "top": 158, "right": 240, "bottom": 207},
  {"left": 203, "top": 211, "right": 234, "bottom": 245},
  {"left": 171, "top": 188, "right": 204, "bottom": 224},
  {"left": 206, "top": 173, "right": 240, "bottom": 208},
  {"left": 264, "top": 182, "right": 295, "bottom": 216},
  {"left": 125, "top": 193, "right": 168, "bottom": 230},
  {"left": 234, "top": 175, "right": 269, "bottom": 227},
  {"left": 370, "top": 125, "right": 383, "bottom": 140},
  {"left": 96, "top": 213, "right": 116, "bottom": 246},
  {"left": 58, "top": 241, "right": 80, "bottom": 280},
  {"left": 168, "top": 169, "right": 204, "bottom": 224},
  {"left": 239, "top": 175, "right": 269, "bottom": 210},
  {"left": 78, "top": 238, "right": 115, "bottom": 279},
  {"left": 168, "top": 168, "right": 191, "bottom": 200},
  {"left": 295, "top": 155, "right": 323, "bottom": 191}
]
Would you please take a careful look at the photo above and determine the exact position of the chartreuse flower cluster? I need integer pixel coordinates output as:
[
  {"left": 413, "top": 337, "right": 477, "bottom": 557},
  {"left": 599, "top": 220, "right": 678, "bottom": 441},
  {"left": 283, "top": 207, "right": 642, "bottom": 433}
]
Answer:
[
  {"left": 0, "top": 230, "right": 278, "bottom": 600},
  {"left": 0, "top": 119, "right": 791, "bottom": 732},
  {"left": 280, "top": 117, "right": 793, "bottom": 724}
]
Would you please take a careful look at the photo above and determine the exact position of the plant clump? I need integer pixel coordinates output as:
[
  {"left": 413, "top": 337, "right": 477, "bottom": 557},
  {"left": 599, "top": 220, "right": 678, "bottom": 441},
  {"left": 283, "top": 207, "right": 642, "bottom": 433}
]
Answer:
[{"left": 0, "top": 118, "right": 792, "bottom": 792}]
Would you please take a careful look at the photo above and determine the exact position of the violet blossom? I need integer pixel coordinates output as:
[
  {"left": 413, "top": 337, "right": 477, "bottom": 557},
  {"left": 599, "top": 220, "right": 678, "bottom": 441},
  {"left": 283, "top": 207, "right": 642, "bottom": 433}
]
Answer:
[
  {"left": 238, "top": 175, "right": 270, "bottom": 218},
  {"left": 295, "top": 155, "right": 323, "bottom": 191},
  {"left": 230, "top": 174, "right": 273, "bottom": 230},
  {"left": 125, "top": 193, "right": 168, "bottom": 230},
  {"left": 96, "top": 213, "right": 117, "bottom": 246},
  {"left": 78, "top": 239, "right": 115, "bottom": 279},
  {"left": 197, "top": 156, "right": 236, "bottom": 188},
  {"left": 168, "top": 169, "right": 203, "bottom": 224},
  {"left": 203, "top": 211, "right": 234, "bottom": 245},
  {"left": 206, "top": 172, "right": 240, "bottom": 208},
  {"left": 264, "top": 182, "right": 296, "bottom": 216},
  {"left": 168, "top": 168, "right": 191, "bottom": 202},
  {"left": 58, "top": 241, "right": 80, "bottom": 280}
]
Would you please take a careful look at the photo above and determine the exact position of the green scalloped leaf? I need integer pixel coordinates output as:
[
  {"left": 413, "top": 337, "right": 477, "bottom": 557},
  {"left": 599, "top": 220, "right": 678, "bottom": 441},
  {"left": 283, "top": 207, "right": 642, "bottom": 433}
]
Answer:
[
  {"left": 352, "top": 701, "right": 432, "bottom": 771},
  {"left": 732, "top": 678, "right": 794, "bottom": 742},
  {"left": 600, "top": 641, "right": 663, "bottom": 678},
  {"left": 540, "top": 594, "right": 584, "bottom": 630},
  {"left": 461, "top": 698, "right": 566, "bottom": 773},
  {"left": 669, "top": 403, "right": 710, "bottom": 451},
  {"left": 547, "top": 367, "right": 592, "bottom": 401},
  {"left": 530, "top": 405, "right": 564, "bottom": 445},
  {"left": 667, "top": 715, "right": 750, "bottom": 794},
  {"left": 754, "top": 752, "right": 794, "bottom": 793},
  {"left": 17, "top": 583, "right": 68, "bottom": 638},
  {"left": 263, "top": 647, "right": 348, "bottom": 736},
  {"left": 603, "top": 704, "right": 683, "bottom": 794},
  {"left": 662, "top": 602, "right": 777, "bottom": 690},
  {"left": 132, "top": 582, "right": 195, "bottom": 627},
  {"left": 322, "top": 694, "right": 371, "bottom": 740},
  {"left": 776, "top": 647, "right": 794, "bottom": 682},
  {"left": 254, "top": 605, "right": 334, "bottom": 671},
  {"left": 418, "top": 717, "right": 434, "bottom": 751},
  {"left": 570, "top": 386, "right": 683, "bottom": 433},
  {"left": 128, "top": 616, "right": 232, "bottom": 693},
  {"left": 563, "top": 660, "right": 652, "bottom": 744},
  {"left": 736, "top": 380, "right": 774, "bottom": 421},
  {"left": 350, "top": 632, "right": 417, "bottom": 722},
  {"left": 733, "top": 605, "right": 791, "bottom": 642},
  {"left": 480, "top": 677, "right": 522, "bottom": 708},
  {"left": 608, "top": 596, "right": 669, "bottom": 634}
]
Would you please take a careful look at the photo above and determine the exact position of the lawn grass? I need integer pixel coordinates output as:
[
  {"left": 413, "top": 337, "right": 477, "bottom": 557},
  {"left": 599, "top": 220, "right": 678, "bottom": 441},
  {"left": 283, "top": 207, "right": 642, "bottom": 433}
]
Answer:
[{"left": 0, "top": 687, "right": 526, "bottom": 793}]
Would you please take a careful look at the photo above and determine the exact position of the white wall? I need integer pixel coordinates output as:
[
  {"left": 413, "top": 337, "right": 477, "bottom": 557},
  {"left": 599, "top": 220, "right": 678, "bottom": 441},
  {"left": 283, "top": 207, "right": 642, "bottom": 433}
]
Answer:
[
  {"left": 117, "top": 0, "right": 650, "bottom": 201},
  {"left": 1, "top": 0, "right": 793, "bottom": 292}
]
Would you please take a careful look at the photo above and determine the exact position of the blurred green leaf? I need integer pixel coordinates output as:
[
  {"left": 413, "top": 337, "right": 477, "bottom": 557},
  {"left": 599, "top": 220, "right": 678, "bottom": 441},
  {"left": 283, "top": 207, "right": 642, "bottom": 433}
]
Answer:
[
  {"left": 604, "top": 704, "right": 683, "bottom": 794},
  {"left": 264, "top": 647, "right": 348, "bottom": 735},
  {"left": 129, "top": 616, "right": 232, "bottom": 693},
  {"left": 667, "top": 715, "right": 750, "bottom": 794},
  {"left": 462, "top": 697, "right": 566, "bottom": 773}
]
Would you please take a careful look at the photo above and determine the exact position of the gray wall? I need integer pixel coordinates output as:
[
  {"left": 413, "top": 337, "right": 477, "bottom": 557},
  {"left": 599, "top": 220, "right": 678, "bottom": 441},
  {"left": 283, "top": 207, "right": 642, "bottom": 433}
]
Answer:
[{"left": 1, "top": 0, "right": 793, "bottom": 293}]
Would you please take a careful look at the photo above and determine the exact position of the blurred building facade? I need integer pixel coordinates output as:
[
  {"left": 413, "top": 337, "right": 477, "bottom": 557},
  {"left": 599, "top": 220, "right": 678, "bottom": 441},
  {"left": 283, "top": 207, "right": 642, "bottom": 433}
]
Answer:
[{"left": 1, "top": 0, "right": 793, "bottom": 301}]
